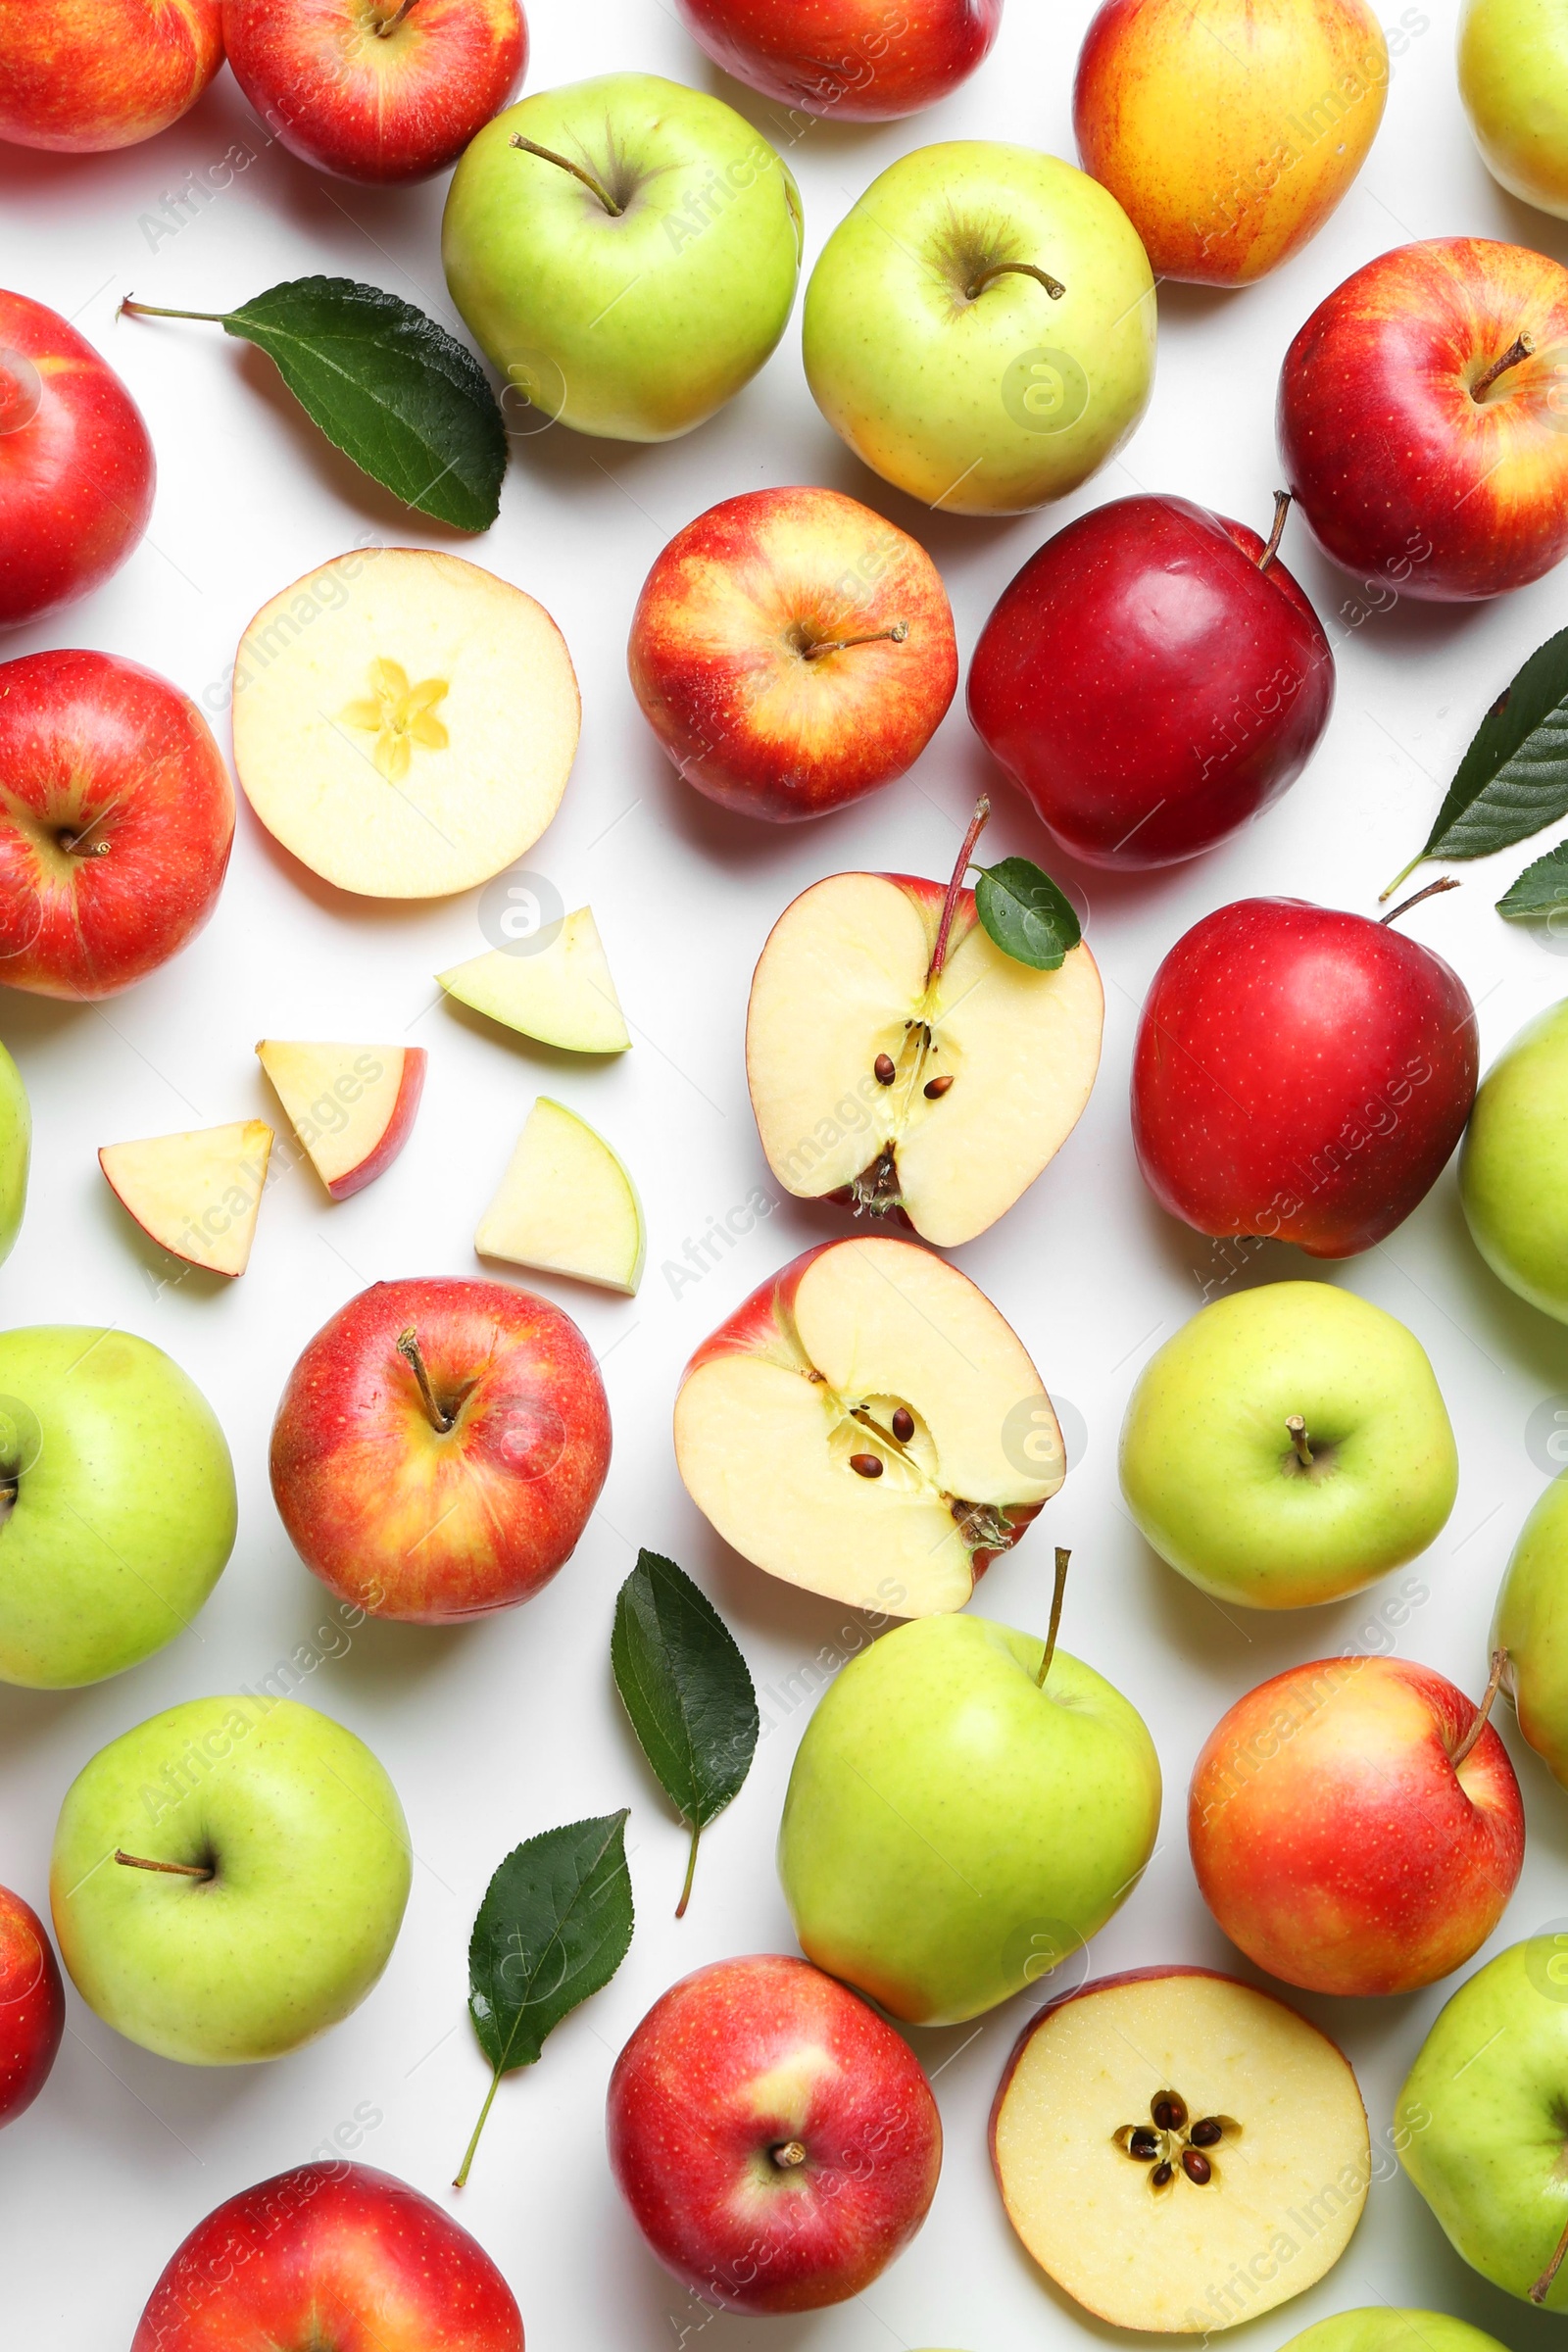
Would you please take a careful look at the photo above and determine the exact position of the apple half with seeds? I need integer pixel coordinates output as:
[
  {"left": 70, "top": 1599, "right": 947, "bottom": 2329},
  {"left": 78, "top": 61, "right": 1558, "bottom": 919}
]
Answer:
[
  {"left": 256, "top": 1041, "right": 425, "bottom": 1200},
  {"left": 100, "top": 1121, "right": 274, "bottom": 1276},
  {"left": 673, "top": 1236, "right": 1063, "bottom": 1614},
  {"left": 990, "top": 1967, "right": 1369, "bottom": 2334}
]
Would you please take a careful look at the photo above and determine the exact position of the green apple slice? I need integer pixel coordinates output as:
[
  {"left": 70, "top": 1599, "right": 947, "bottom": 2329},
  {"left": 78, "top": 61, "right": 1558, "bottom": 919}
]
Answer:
[
  {"left": 438, "top": 907, "right": 630, "bottom": 1053},
  {"left": 476, "top": 1098, "right": 644, "bottom": 1294}
]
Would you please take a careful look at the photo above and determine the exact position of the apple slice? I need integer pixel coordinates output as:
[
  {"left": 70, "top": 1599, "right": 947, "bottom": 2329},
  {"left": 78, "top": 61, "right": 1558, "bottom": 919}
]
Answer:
[
  {"left": 747, "top": 869, "right": 1102, "bottom": 1248},
  {"left": 231, "top": 548, "right": 580, "bottom": 900},
  {"left": 256, "top": 1041, "right": 426, "bottom": 1200},
  {"left": 673, "top": 1236, "right": 1063, "bottom": 1615},
  {"left": 476, "top": 1098, "right": 645, "bottom": 1294},
  {"left": 438, "top": 907, "right": 630, "bottom": 1053},
  {"left": 99, "top": 1120, "right": 275, "bottom": 1277},
  {"left": 990, "top": 1967, "right": 1369, "bottom": 2334}
]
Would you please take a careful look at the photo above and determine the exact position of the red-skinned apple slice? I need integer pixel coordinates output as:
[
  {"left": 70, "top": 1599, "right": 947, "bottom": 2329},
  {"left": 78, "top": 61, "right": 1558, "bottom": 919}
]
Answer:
[
  {"left": 99, "top": 1121, "right": 274, "bottom": 1276},
  {"left": 256, "top": 1040, "right": 425, "bottom": 1200},
  {"left": 673, "top": 1236, "right": 1062, "bottom": 1615}
]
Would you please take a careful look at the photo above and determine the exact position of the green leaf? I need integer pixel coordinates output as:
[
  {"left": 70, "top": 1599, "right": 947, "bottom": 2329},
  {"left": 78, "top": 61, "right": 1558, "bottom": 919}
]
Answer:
[
  {"left": 973, "top": 857, "right": 1082, "bottom": 971},
  {"left": 1388, "top": 625, "right": 1568, "bottom": 893},
  {"left": 612, "top": 1549, "right": 759, "bottom": 1919},
  {"left": 456, "top": 1811, "right": 634, "bottom": 2186},
  {"left": 1497, "top": 840, "right": 1568, "bottom": 918}
]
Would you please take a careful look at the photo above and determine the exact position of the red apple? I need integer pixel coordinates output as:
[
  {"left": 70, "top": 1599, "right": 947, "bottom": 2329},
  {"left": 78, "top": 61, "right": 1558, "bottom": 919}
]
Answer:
[
  {"left": 0, "top": 0, "right": 222, "bottom": 151},
  {"left": 270, "top": 1275, "right": 611, "bottom": 1624},
  {"left": 1279, "top": 237, "right": 1568, "bottom": 601},
  {"left": 131, "top": 2160, "right": 523, "bottom": 2349},
  {"left": 1132, "top": 897, "right": 1478, "bottom": 1257},
  {"left": 968, "top": 493, "right": 1335, "bottom": 868},
  {"left": 0, "top": 650, "right": 234, "bottom": 1000},
  {"left": 1190, "top": 1655, "right": 1523, "bottom": 1997},
  {"left": 0, "top": 1885, "right": 65, "bottom": 2130},
  {"left": 607, "top": 1953, "right": 941, "bottom": 2314},
  {"left": 627, "top": 486, "right": 957, "bottom": 823},
  {"left": 222, "top": 0, "right": 526, "bottom": 184},
  {"left": 0, "top": 293, "right": 155, "bottom": 629},
  {"left": 674, "top": 0, "right": 1002, "bottom": 118}
]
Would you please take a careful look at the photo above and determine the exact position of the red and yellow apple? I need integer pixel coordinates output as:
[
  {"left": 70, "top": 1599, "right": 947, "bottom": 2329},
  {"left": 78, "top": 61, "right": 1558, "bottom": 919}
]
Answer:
[
  {"left": 674, "top": 0, "right": 1003, "bottom": 119},
  {"left": 257, "top": 1040, "right": 425, "bottom": 1200},
  {"left": 0, "top": 1885, "right": 64, "bottom": 2130},
  {"left": 270, "top": 1275, "right": 611, "bottom": 1623},
  {"left": 628, "top": 487, "right": 956, "bottom": 823},
  {"left": 0, "top": 0, "right": 223, "bottom": 151}
]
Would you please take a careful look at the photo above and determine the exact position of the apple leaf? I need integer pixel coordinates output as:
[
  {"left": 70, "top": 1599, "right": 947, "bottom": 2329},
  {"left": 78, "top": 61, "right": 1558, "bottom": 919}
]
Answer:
[
  {"left": 973, "top": 858, "right": 1082, "bottom": 971},
  {"left": 1387, "top": 625, "right": 1568, "bottom": 895},
  {"left": 1497, "top": 840, "right": 1568, "bottom": 919},
  {"left": 122, "top": 277, "right": 507, "bottom": 531},
  {"left": 612, "top": 1549, "right": 759, "bottom": 1919},
  {"left": 456, "top": 1811, "right": 634, "bottom": 2186}
]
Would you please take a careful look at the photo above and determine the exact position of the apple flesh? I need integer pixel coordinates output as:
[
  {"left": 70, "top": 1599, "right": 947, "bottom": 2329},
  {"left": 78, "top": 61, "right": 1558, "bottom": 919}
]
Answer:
[
  {"left": 438, "top": 906, "right": 629, "bottom": 1052},
  {"left": 0, "top": 649, "right": 233, "bottom": 999},
  {"left": 0, "top": 1886, "right": 64, "bottom": 2130},
  {"left": 969, "top": 494, "right": 1335, "bottom": 867},
  {"left": 1460, "top": 0, "right": 1568, "bottom": 218},
  {"left": 607, "top": 1953, "right": 941, "bottom": 2313},
  {"left": 258, "top": 1040, "right": 425, "bottom": 1200},
  {"left": 1492, "top": 1472, "right": 1568, "bottom": 1787},
  {"left": 476, "top": 1097, "right": 645, "bottom": 1295},
  {"left": 675, "top": 0, "right": 1003, "bottom": 118},
  {"left": 222, "top": 0, "right": 526, "bottom": 182},
  {"left": 0, "top": 1037, "right": 29, "bottom": 1267},
  {"left": 1133, "top": 897, "right": 1478, "bottom": 1256},
  {"left": 0, "top": 0, "right": 222, "bottom": 150},
  {"left": 100, "top": 1120, "right": 275, "bottom": 1277},
  {"left": 133, "top": 2160, "right": 524, "bottom": 2350},
  {"left": 1460, "top": 996, "right": 1568, "bottom": 1319},
  {"left": 673, "top": 1236, "right": 1063, "bottom": 1616},
  {"left": 991, "top": 1968, "right": 1369, "bottom": 2332},
  {"left": 628, "top": 486, "right": 957, "bottom": 822},
  {"left": 1279, "top": 237, "right": 1568, "bottom": 600},
  {"left": 270, "top": 1275, "right": 611, "bottom": 1623},
  {"left": 232, "top": 548, "right": 579, "bottom": 900}
]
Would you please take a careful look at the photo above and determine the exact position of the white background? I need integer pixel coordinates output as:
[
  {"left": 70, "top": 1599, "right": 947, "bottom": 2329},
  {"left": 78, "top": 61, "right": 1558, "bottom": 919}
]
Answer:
[{"left": 7, "top": 1, "right": 1568, "bottom": 2344}]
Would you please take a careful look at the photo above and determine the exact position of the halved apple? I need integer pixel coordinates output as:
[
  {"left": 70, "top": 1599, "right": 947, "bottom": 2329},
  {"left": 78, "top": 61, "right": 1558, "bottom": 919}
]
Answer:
[
  {"left": 438, "top": 907, "right": 629, "bottom": 1053},
  {"left": 747, "top": 869, "right": 1103, "bottom": 1248},
  {"left": 476, "top": 1098, "right": 644, "bottom": 1295},
  {"left": 990, "top": 1968, "right": 1369, "bottom": 2334},
  {"left": 231, "top": 548, "right": 580, "bottom": 899},
  {"left": 257, "top": 1041, "right": 425, "bottom": 1200},
  {"left": 673, "top": 1236, "right": 1063, "bottom": 1615},
  {"left": 99, "top": 1120, "right": 275, "bottom": 1277}
]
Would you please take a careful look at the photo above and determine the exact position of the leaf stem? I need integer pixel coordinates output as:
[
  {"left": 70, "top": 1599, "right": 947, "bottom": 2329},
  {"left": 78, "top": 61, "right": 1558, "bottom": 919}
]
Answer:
[
  {"left": 1380, "top": 876, "right": 1461, "bottom": 927},
  {"left": 1257, "top": 490, "right": 1292, "bottom": 573},
  {"left": 1378, "top": 850, "right": 1426, "bottom": 902},
  {"left": 1037, "top": 1547, "right": 1071, "bottom": 1689},
  {"left": 675, "top": 1822, "right": 702, "bottom": 1920},
  {"left": 967, "top": 261, "right": 1066, "bottom": 302},
  {"left": 510, "top": 135, "right": 623, "bottom": 218},
  {"left": 927, "top": 798, "right": 991, "bottom": 987},
  {"left": 1450, "top": 1648, "right": 1507, "bottom": 1770},
  {"left": 119, "top": 300, "right": 229, "bottom": 324},
  {"left": 454, "top": 2068, "right": 503, "bottom": 2188}
]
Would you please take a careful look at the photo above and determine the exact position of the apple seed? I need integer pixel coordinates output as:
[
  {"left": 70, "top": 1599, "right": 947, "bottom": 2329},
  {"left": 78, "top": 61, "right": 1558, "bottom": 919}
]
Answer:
[
  {"left": 892, "top": 1407, "right": 915, "bottom": 1445},
  {"left": 874, "top": 1054, "right": 896, "bottom": 1085},
  {"left": 1151, "top": 2091, "right": 1187, "bottom": 2132},
  {"left": 924, "top": 1074, "right": 954, "bottom": 1099},
  {"left": 1181, "top": 2148, "right": 1213, "bottom": 2184},
  {"left": 849, "top": 1452, "right": 883, "bottom": 1479}
]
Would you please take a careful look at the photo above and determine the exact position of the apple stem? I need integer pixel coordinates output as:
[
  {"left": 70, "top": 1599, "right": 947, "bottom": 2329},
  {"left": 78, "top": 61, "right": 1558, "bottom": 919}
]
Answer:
[
  {"left": 1450, "top": 1647, "right": 1507, "bottom": 1770},
  {"left": 1380, "top": 876, "right": 1461, "bottom": 927},
  {"left": 1037, "top": 1546, "right": 1071, "bottom": 1689},
  {"left": 454, "top": 2068, "right": 503, "bottom": 2189},
  {"left": 509, "top": 135, "right": 623, "bottom": 218},
  {"left": 1473, "top": 332, "right": 1535, "bottom": 401},
  {"left": 927, "top": 798, "right": 991, "bottom": 987},
  {"left": 373, "top": 0, "right": 418, "bottom": 30},
  {"left": 966, "top": 261, "right": 1066, "bottom": 303},
  {"left": 119, "top": 300, "right": 230, "bottom": 325},
  {"left": 770, "top": 2139, "right": 808, "bottom": 2169},
  {"left": 1286, "top": 1414, "right": 1314, "bottom": 1468},
  {"left": 802, "top": 622, "right": 908, "bottom": 662},
  {"left": 114, "top": 1849, "right": 214, "bottom": 1881},
  {"left": 397, "top": 1327, "right": 454, "bottom": 1433},
  {"left": 1256, "top": 490, "right": 1292, "bottom": 573},
  {"left": 675, "top": 1822, "right": 701, "bottom": 1920},
  {"left": 1531, "top": 2204, "right": 1568, "bottom": 2305}
]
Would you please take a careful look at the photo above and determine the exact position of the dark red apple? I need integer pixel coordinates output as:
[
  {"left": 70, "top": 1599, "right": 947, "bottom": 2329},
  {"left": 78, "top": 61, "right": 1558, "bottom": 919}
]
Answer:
[
  {"left": 969, "top": 493, "right": 1334, "bottom": 868},
  {"left": 1279, "top": 237, "right": 1568, "bottom": 601},
  {"left": 1132, "top": 897, "right": 1478, "bottom": 1256},
  {"left": 675, "top": 0, "right": 1003, "bottom": 119},
  {"left": 0, "top": 291, "right": 155, "bottom": 629},
  {"left": 0, "top": 1885, "right": 64, "bottom": 2129}
]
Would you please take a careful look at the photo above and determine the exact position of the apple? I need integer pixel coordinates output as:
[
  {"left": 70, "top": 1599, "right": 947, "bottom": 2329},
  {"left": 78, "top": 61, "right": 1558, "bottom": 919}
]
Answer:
[
  {"left": 778, "top": 1599, "right": 1161, "bottom": 2025},
  {"left": 1460, "top": 0, "right": 1568, "bottom": 218},
  {"left": 0, "top": 1325, "right": 236, "bottom": 1689},
  {"left": 0, "top": 1885, "right": 64, "bottom": 2129},
  {"left": 1397, "top": 1936, "right": 1568, "bottom": 2308},
  {"left": 0, "top": 1037, "right": 29, "bottom": 1267},
  {"left": 270, "top": 1275, "right": 611, "bottom": 1624},
  {"left": 1073, "top": 0, "right": 1387, "bottom": 285},
  {"left": 133, "top": 2159, "right": 523, "bottom": 2349},
  {"left": 100, "top": 1119, "right": 275, "bottom": 1277},
  {"left": 1133, "top": 897, "right": 1478, "bottom": 1256},
  {"left": 52, "top": 1694, "right": 411, "bottom": 2065},
  {"left": 1279, "top": 238, "right": 1568, "bottom": 601},
  {"left": 0, "top": 0, "right": 222, "bottom": 151},
  {"left": 222, "top": 0, "right": 526, "bottom": 183},
  {"left": 968, "top": 492, "right": 1335, "bottom": 868},
  {"left": 674, "top": 0, "right": 1003, "bottom": 118},
  {"left": 232, "top": 548, "right": 579, "bottom": 901},
  {"left": 0, "top": 291, "right": 155, "bottom": 629},
  {"left": 0, "top": 650, "right": 233, "bottom": 999},
  {"left": 476, "top": 1098, "right": 644, "bottom": 1295},
  {"left": 627, "top": 487, "right": 957, "bottom": 823},
  {"left": 443, "top": 74, "right": 803, "bottom": 443},
  {"left": 674, "top": 1236, "right": 1063, "bottom": 1617},
  {"left": 1460, "top": 996, "right": 1568, "bottom": 1320},
  {"left": 608, "top": 1953, "right": 941, "bottom": 2313},
  {"left": 1281, "top": 2314, "right": 1509, "bottom": 2352},
  {"left": 1119, "top": 1281, "right": 1458, "bottom": 1609},
  {"left": 1492, "top": 1471, "right": 1568, "bottom": 1786},
  {"left": 438, "top": 906, "right": 629, "bottom": 1053},
  {"left": 258, "top": 1041, "right": 425, "bottom": 1200},
  {"left": 991, "top": 1967, "right": 1369, "bottom": 2331},
  {"left": 745, "top": 845, "right": 1102, "bottom": 1246},
  {"left": 804, "top": 141, "right": 1155, "bottom": 514}
]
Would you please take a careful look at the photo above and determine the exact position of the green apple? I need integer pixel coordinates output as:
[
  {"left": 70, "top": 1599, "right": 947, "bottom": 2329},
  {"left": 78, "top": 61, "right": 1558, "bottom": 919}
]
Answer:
[
  {"left": 777, "top": 1608, "right": 1161, "bottom": 2026},
  {"left": 1282, "top": 2317, "right": 1507, "bottom": 2352},
  {"left": 1460, "top": 0, "right": 1568, "bottom": 218},
  {"left": 0, "top": 1326, "right": 236, "bottom": 1689},
  {"left": 0, "top": 1040, "right": 28, "bottom": 1268},
  {"left": 1118, "top": 1281, "right": 1457, "bottom": 1609},
  {"left": 802, "top": 141, "right": 1155, "bottom": 514},
  {"left": 1397, "top": 1937, "right": 1568, "bottom": 2309},
  {"left": 1493, "top": 1472, "right": 1568, "bottom": 1785},
  {"left": 51, "top": 1695, "right": 412, "bottom": 2065},
  {"left": 442, "top": 73, "right": 803, "bottom": 443},
  {"left": 1461, "top": 997, "right": 1568, "bottom": 1320}
]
